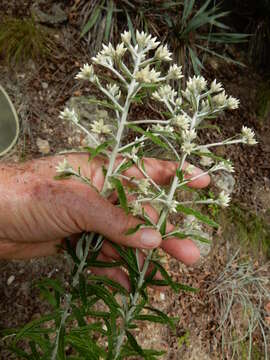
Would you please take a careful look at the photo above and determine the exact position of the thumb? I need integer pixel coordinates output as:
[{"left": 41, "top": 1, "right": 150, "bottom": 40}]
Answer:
[{"left": 61, "top": 181, "right": 162, "bottom": 249}]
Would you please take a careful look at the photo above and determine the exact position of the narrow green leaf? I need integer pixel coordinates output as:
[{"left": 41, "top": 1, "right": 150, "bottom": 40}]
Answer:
[
  {"left": 86, "top": 259, "right": 123, "bottom": 268},
  {"left": 160, "top": 214, "right": 167, "bottom": 236},
  {"left": 125, "top": 10, "right": 135, "bottom": 44},
  {"left": 151, "top": 260, "right": 178, "bottom": 292},
  {"left": 13, "top": 313, "right": 58, "bottom": 343},
  {"left": 125, "top": 223, "right": 143, "bottom": 235},
  {"left": 110, "top": 177, "right": 128, "bottom": 214},
  {"left": 165, "top": 231, "right": 211, "bottom": 244},
  {"left": 128, "top": 124, "right": 169, "bottom": 150},
  {"left": 176, "top": 204, "right": 219, "bottom": 228},
  {"left": 84, "top": 140, "right": 114, "bottom": 161},
  {"left": 57, "top": 326, "right": 66, "bottom": 360},
  {"left": 71, "top": 305, "right": 86, "bottom": 327},
  {"left": 135, "top": 314, "right": 171, "bottom": 325},
  {"left": 81, "top": 5, "right": 102, "bottom": 38},
  {"left": 104, "top": 0, "right": 114, "bottom": 42},
  {"left": 189, "top": 47, "right": 203, "bottom": 75},
  {"left": 79, "top": 274, "right": 87, "bottom": 307},
  {"left": 182, "top": 0, "right": 195, "bottom": 23},
  {"left": 145, "top": 306, "right": 177, "bottom": 329},
  {"left": 7, "top": 347, "right": 31, "bottom": 360},
  {"left": 126, "top": 330, "right": 144, "bottom": 356},
  {"left": 88, "top": 275, "right": 129, "bottom": 295}
]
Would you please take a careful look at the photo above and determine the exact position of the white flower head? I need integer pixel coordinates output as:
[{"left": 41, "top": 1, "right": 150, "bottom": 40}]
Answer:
[
  {"left": 152, "top": 124, "right": 174, "bottom": 133},
  {"left": 181, "top": 141, "right": 196, "bottom": 155},
  {"left": 175, "top": 97, "right": 182, "bottom": 107},
  {"left": 90, "top": 119, "right": 111, "bottom": 135},
  {"left": 182, "top": 129, "right": 197, "bottom": 142},
  {"left": 167, "top": 200, "right": 178, "bottom": 213},
  {"left": 172, "top": 114, "right": 190, "bottom": 131},
  {"left": 181, "top": 88, "right": 192, "bottom": 102},
  {"left": 115, "top": 42, "right": 127, "bottom": 58},
  {"left": 152, "top": 84, "right": 176, "bottom": 102},
  {"left": 106, "top": 83, "right": 121, "bottom": 99},
  {"left": 75, "top": 63, "right": 96, "bottom": 82},
  {"left": 136, "top": 30, "right": 151, "bottom": 48},
  {"left": 219, "top": 161, "right": 235, "bottom": 173},
  {"left": 100, "top": 42, "right": 115, "bottom": 57},
  {"left": 130, "top": 146, "right": 139, "bottom": 162},
  {"left": 227, "top": 96, "right": 240, "bottom": 110},
  {"left": 55, "top": 159, "right": 73, "bottom": 175},
  {"left": 187, "top": 75, "right": 207, "bottom": 93},
  {"left": 130, "top": 200, "right": 143, "bottom": 216},
  {"left": 212, "top": 91, "right": 227, "bottom": 107},
  {"left": 151, "top": 90, "right": 163, "bottom": 102},
  {"left": 241, "top": 126, "right": 257, "bottom": 145},
  {"left": 199, "top": 148, "right": 214, "bottom": 167},
  {"left": 121, "top": 30, "right": 131, "bottom": 44},
  {"left": 155, "top": 44, "right": 172, "bottom": 61},
  {"left": 167, "top": 64, "right": 183, "bottom": 80},
  {"left": 210, "top": 79, "right": 223, "bottom": 93},
  {"left": 147, "top": 36, "right": 160, "bottom": 50},
  {"left": 59, "top": 107, "right": 79, "bottom": 124},
  {"left": 135, "top": 65, "right": 161, "bottom": 83},
  {"left": 185, "top": 164, "right": 195, "bottom": 175},
  {"left": 92, "top": 53, "right": 113, "bottom": 67},
  {"left": 217, "top": 191, "right": 231, "bottom": 207},
  {"left": 138, "top": 179, "right": 150, "bottom": 194}
]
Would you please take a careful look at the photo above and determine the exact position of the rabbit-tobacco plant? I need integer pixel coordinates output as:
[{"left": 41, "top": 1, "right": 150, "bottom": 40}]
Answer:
[{"left": 3, "top": 31, "right": 257, "bottom": 359}]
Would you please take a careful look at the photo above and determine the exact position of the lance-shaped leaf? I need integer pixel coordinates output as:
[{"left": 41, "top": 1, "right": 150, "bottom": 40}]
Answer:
[
  {"left": 110, "top": 177, "right": 129, "bottom": 214},
  {"left": 176, "top": 204, "right": 219, "bottom": 228}
]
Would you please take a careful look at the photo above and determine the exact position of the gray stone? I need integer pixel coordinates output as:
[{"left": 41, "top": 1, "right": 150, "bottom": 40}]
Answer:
[{"left": 212, "top": 172, "right": 235, "bottom": 194}]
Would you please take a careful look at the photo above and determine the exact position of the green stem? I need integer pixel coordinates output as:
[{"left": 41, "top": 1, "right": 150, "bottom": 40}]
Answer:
[{"left": 51, "top": 233, "right": 95, "bottom": 360}]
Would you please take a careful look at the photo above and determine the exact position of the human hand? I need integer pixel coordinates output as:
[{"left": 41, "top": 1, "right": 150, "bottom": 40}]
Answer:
[{"left": 0, "top": 153, "right": 210, "bottom": 286}]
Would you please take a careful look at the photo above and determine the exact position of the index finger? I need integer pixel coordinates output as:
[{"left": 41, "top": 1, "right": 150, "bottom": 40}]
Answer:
[{"left": 123, "top": 157, "right": 210, "bottom": 189}]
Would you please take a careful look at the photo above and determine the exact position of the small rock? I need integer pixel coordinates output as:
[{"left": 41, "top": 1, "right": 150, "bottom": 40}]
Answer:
[
  {"left": 7, "top": 275, "right": 15, "bottom": 286},
  {"left": 36, "top": 138, "right": 50, "bottom": 154},
  {"left": 160, "top": 292, "right": 165, "bottom": 301},
  {"left": 213, "top": 172, "right": 235, "bottom": 194},
  {"left": 41, "top": 82, "right": 49, "bottom": 90}
]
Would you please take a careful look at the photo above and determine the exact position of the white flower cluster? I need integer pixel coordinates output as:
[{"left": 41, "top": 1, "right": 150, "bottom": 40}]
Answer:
[
  {"left": 217, "top": 191, "right": 231, "bottom": 207},
  {"left": 155, "top": 44, "right": 172, "bottom": 61},
  {"left": 130, "top": 200, "right": 143, "bottom": 216},
  {"left": 90, "top": 119, "right": 111, "bottom": 135},
  {"left": 212, "top": 91, "right": 240, "bottom": 110},
  {"left": 199, "top": 148, "right": 214, "bottom": 167},
  {"left": 59, "top": 107, "right": 79, "bottom": 124},
  {"left": 241, "top": 126, "right": 257, "bottom": 145},
  {"left": 135, "top": 30, "right": 160, "bottom": 50},
  {"left": 172, "top": 114, "right": 190, "bottom": 131},
  {"left": 167, "top": 64, "right": 183, "bottom": 80},
  {"left": 75, "top": 64, "right": 97, "bottom": 82},
  {"left": 135, "top": 65, "right": 161, "bottom": 83},
  {"left": 92, "top": 42, "right": 127, "bottom": 67},
  {"left": 107, "top": 83, "right": 121, "bottom": 100},
  {"left": 152, "top": 84, "right": 177, "bottom": 102},
  {"left": 187, "top": 75, "right": 207, "bottom": 94},
  {"left": 152, "top": 124, "right": 174, "bottom": 133},
  {"left": 56, "top": 159, "right": 73, "bottom": 175}
]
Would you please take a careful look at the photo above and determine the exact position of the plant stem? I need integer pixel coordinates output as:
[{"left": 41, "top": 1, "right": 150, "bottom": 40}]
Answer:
[
  {"left": 101, "top": 52, "right": 142, "bottom": 196},
  {"left": 51, "top": 233, "right": 95, "bottom": 360},
  {"left": 113, "top": 152, "right": 187, "bottom": 359}
]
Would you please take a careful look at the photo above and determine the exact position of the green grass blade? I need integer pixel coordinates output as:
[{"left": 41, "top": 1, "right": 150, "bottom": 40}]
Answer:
[
  {"left": 182, "top": 0, "right": 195, "bottom": 23},
  {"left": 189, "top": 46, "right": 204, "bottom": 75},
  {"left": 81, "top": 4, "right": 103, "bottom": 38},
  {"left": 195, "top": 44, "right": 246, "bottom": 66},
  {"left": 104, "top": 0, "right": 114, "bottom": 42}
]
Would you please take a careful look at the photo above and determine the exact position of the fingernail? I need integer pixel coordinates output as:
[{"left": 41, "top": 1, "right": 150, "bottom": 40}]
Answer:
[{"left": 140, "top": 229, "right": 161, "bottom": 248}]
